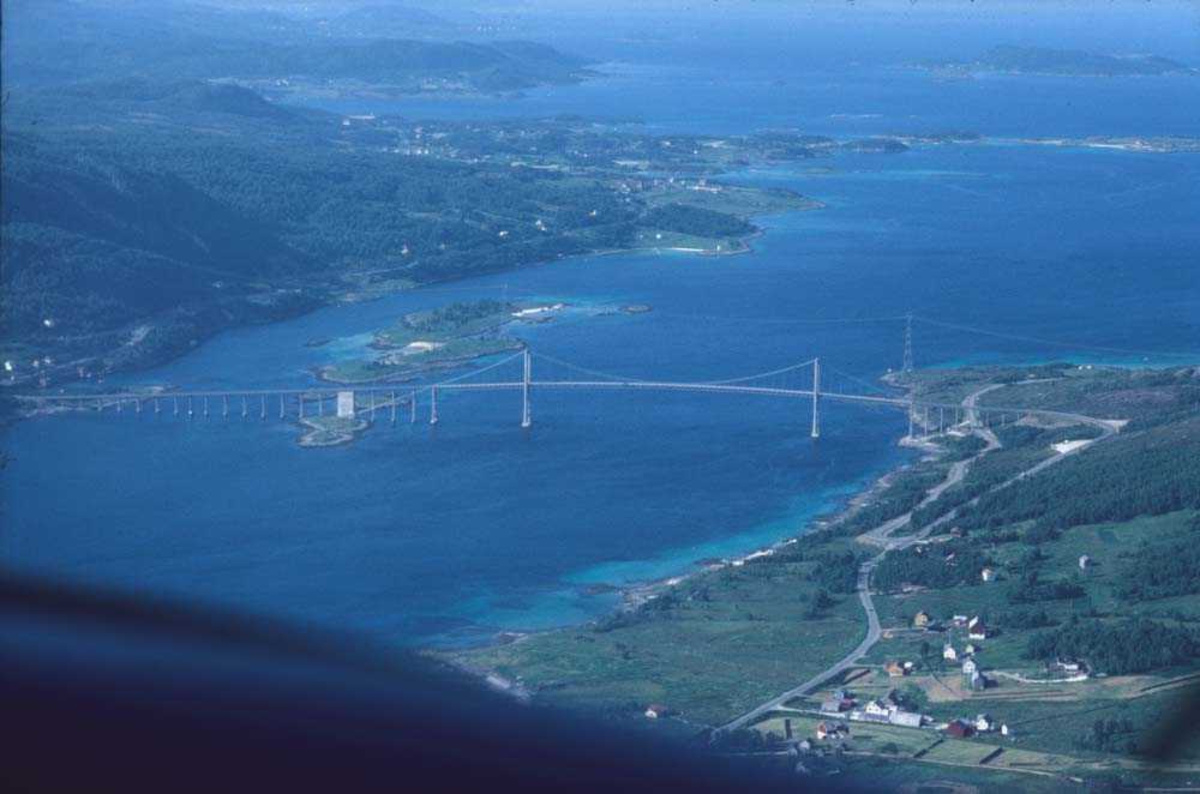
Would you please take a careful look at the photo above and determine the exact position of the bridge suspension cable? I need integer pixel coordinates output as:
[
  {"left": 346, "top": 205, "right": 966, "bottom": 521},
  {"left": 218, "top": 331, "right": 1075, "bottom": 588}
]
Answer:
[
  {"left": 699, "top": 358, "right": 817, "bottom": 386},
  {"left": 824, "top": 364, "right": 898, "bottom": 398},
  {"left": 429, "top": 350, "right": 526, "bottom": 387},
  {"left": 912, "top": 315, "right": 1197, "bottom": 358},
  {"left": 652, "top": 312, "right": 910, "bottom": 327},
  {"left": 530, "top": 352, "right": 656, "bottom": 384}
]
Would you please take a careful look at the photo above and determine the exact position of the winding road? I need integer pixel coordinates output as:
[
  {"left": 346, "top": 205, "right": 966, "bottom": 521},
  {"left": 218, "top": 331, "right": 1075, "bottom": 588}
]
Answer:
[{"left": 717, "top": 383, "right": 1118, "bottom": 734}]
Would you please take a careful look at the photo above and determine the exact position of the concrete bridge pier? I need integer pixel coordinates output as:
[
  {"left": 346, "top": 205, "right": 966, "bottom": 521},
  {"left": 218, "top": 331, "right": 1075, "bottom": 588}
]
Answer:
[
  {"left": 279, "top": 395, "right": 285, "bottom": 420},
  {"left": 430, "top": 387, "right": 439, "bottom": 425},
  {"left": 410, "top": 392, "right": 417, "bottom": 424},
  {"left": 390, "top": 391, "right": 397, "bottom": 425}
]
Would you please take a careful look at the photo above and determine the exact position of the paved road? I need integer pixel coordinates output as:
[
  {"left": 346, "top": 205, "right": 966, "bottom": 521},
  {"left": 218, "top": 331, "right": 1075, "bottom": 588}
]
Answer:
[
  {"left": 859, "top": 383, "right": 1003, "bottom": 550},
  {"left": 716, "top": 383, "right": 1118, "bottom": 735}
]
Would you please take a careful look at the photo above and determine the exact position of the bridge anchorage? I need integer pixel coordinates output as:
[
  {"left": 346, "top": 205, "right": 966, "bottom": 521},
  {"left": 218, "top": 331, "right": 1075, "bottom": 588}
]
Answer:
[{"left": 15, "top": 348, "right": 1068, "bottom": 440}]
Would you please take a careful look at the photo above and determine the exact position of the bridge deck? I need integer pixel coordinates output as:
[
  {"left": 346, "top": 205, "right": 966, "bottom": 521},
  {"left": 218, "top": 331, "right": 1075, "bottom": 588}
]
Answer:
[{"left": 14, "top": 379, "right": 1103, "bottom": 427}]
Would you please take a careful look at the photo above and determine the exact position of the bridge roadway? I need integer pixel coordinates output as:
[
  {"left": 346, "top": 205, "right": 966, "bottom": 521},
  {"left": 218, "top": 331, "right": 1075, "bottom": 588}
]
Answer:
[{"left": 18, "top": 378, "right": 1105, "bottom": 428}]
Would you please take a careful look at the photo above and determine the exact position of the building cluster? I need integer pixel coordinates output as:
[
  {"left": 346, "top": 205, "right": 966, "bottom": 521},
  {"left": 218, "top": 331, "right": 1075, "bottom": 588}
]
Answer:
[
  {"left": 943, "top": 714, "right": 1009, "bottom": 739},
  {"left": 821, "top": 688, "right": 925, "bottom": 729},
  {"left": 927, "top": 614, "right": 992, "bottom": 691}
]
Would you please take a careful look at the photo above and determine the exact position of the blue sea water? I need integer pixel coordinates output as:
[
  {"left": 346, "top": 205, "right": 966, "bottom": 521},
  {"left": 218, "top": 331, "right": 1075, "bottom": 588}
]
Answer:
[{"left": 3, "top": 46, "right": 1198, "bottom": 647}]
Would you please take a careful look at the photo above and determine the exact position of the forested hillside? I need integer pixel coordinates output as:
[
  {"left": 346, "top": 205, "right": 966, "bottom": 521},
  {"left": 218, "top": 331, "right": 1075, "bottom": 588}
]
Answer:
[{"left": 0, "top": 78, "right": 641, "bottom": 378}]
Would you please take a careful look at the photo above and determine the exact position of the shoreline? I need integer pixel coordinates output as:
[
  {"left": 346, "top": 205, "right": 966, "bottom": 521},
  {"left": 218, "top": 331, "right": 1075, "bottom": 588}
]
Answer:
[
  {"left": 438, "top": 438, "right": 931, "bottom": 707},
  {"left": 612, "top": 461, "right": 908, "bottom": 615},
  {"left": 296, "top": 415, "right": 371, "bottom": 447},
  {"left": 4, "top": 177, "right": 821, "bottom": 395},
  {"left": 438, "top": 385, "right": 922, "bottom": 664}
]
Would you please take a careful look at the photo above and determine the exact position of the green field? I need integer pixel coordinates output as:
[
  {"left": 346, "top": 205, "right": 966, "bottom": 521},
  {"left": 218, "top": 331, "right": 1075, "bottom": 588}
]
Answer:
[
  {"left": 462, "top": 544, "right": 868, "bottom": 725},
  {"left": 455, "top": 365, "right": 1200, "bottom": 787}
]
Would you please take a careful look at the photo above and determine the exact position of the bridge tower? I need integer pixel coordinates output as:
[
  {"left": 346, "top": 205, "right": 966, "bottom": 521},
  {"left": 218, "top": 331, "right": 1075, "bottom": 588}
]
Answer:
[
  {"left": 810, "top": 358, "right": 820, "bottom": 439},
  {"left": 902, "top": 312, "right": 914, "bottom": 374},
  {"left": 903, "top": 313, "right": 916, "bottom": 438},
  {"left": 430, "top": 387, "right": 439, "bottom": 425},
  {"left": 521, "top": 348, "right": 532, "bottom": 429}
]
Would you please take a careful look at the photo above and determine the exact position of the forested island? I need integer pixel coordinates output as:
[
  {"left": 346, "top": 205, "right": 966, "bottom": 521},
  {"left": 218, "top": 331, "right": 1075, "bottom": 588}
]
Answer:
[
  {"left": 318, "top": 299, "right": 534, "bottom": 385},
  {"left": 919, "top": 45, "right": 1196, "bottom": 78}
]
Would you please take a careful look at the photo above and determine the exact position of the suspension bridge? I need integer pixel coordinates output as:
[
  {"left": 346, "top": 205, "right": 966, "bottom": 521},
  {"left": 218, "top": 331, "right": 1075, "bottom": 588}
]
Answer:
[{"left": 14, "top": 336, "right": 1106, "bottom": 440}]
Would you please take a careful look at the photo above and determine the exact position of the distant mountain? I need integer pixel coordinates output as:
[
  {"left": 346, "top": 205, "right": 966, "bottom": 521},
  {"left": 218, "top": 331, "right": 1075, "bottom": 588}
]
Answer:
[
  {"left": 318, "top": 4, "right": 460, "bottom": 39},
  {"left": 1, "top": 0, "right": 590, "bottom": 92},
  {"left": 922, "top": 45, "right": 1195, "bottom": 77},
  {"left": 59, "top": 79, "right": 300, "bottom": 121}
]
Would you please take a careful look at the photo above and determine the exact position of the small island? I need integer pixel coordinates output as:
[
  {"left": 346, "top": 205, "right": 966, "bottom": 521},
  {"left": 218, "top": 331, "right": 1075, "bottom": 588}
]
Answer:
[
  {"left": 919, "top": 45, "right": 1196, "bottom": 78},
  {"left": 317, "top": 299, "right": 550, "bottom": 386},
  {"left": 297, "top": 414, "right": 371, "bottom": 448},
  {"left": 1016, "top": 135, "right": 1200, "bottom": 154}
]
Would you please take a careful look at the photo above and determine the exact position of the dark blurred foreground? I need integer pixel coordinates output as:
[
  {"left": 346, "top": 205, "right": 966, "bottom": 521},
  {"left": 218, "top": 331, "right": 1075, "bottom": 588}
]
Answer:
[{"left": 0, "top": 575, "right": 845, "bottom": 794}]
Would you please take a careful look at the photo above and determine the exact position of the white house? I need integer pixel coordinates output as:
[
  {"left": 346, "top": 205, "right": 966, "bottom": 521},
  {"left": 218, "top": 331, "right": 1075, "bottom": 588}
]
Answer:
[
  {"left": 863, "top": 700, "right": 891, "bottom": 718},
  {"left": 962, "top": 658, "right": 978, "bottom": 676},
  {"left": 943, "top": 644, "right": 958, "bottom": 662},
  {"left": 1079, "top": 554, "right": 1092, "bottom": 571},
  {"left": 889, "top": 711, "right": 923, "bottom": 728},
  {"left": 981, "top": 567, "right": 997, "bottom": 583},
  {"left": 975, "top": 714, "right": 994, "bottom": 732}
]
